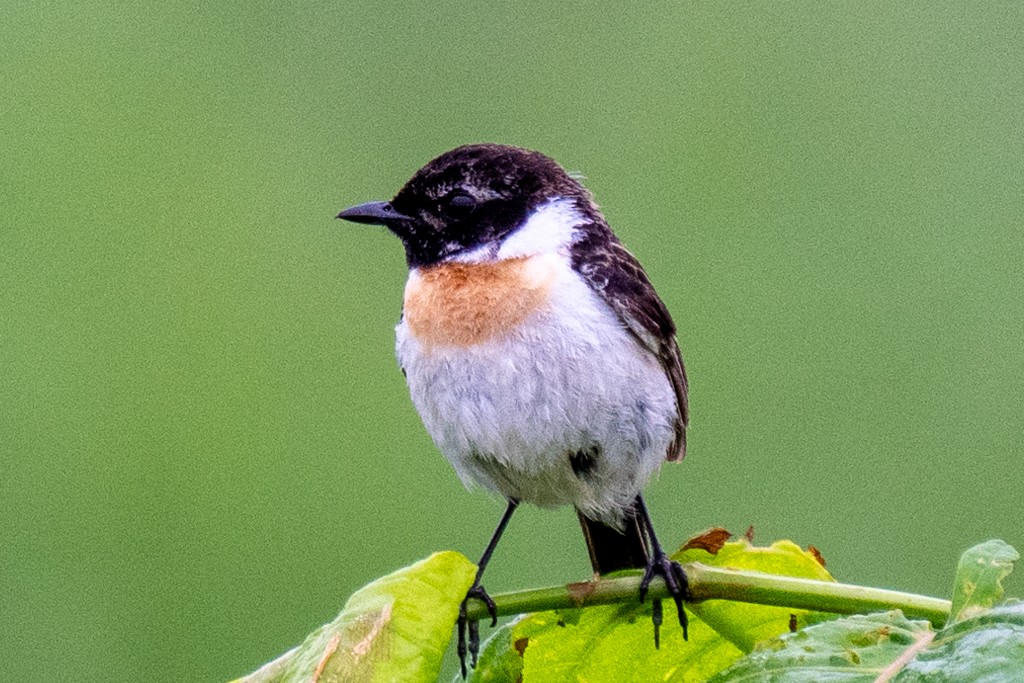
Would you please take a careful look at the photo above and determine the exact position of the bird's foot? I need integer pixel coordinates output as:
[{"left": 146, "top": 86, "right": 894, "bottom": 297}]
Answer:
[
  {"left": 457, "top": 583, "right": 497, "bottom": 678},
  {"left": 638, "top": 550, "right": 689, "bottom": 647}
]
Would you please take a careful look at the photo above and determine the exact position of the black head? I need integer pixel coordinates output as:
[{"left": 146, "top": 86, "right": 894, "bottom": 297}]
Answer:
[{"left": 337, "top": 144, "right": 594, "bottom": 268}]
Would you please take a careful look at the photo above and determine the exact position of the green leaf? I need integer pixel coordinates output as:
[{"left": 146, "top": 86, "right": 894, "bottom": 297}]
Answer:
[
  {"left": 469, "top": 602, "right": 742, "bottom": 683},
  {"left": 949, "top": 539, "right": 1020, "bottom": 623},
  {"left": 709, "top": 540, "right": 1023, "bottom": 682},
  {"left": 898, "top": 601, "right": 1024, "bottom": 681},
  {"left": 676, "top": 538, "right": 836, "bottom": 652},
  {"left": 709, "top": 602, "right": 1024, "bottom": 682},
  {"left": 233, "top": 551, "right": 476, "bottom": 683},
  {"left": 468, "top": 536, "right": 837, "bottom": 682},
  {"left": 464, "top": 619, "right": 524, "bottom": 683},
  {"left": 235, "top": 538, "right": 1019, "bottom": 682},
  {"left": 708, "top": 610, "right": 936, "bottom": 682}
]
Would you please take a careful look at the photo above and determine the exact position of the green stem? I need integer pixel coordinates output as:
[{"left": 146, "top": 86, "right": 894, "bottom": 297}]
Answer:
[{"left": 465, "top": 562, "right": 951, "bottom": 626}]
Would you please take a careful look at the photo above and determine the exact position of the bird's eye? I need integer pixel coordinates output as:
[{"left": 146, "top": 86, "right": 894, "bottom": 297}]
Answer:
[{"left": 444, "top": 192, "right": 477, "bottom": 219}]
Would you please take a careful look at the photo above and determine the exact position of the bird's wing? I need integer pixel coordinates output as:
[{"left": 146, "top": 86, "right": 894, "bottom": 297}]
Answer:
[{"left": 571, "top": 224, "right": 688, "bottom": 460}]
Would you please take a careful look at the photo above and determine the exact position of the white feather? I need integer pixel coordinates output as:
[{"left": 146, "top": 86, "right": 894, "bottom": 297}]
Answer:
[
  {"left": 496, "top": 198, "right": 582, "bottom": 259},
  {"left": 395, "top": 200, "right": 676, "bottom": 524}
]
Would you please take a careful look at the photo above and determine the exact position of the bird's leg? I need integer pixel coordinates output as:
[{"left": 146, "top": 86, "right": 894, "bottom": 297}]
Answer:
[
  {"left": 634, "top": 494, "right": 689, "bottom": 647},
  {"left": 458, "top": 498, "right": 519, "bottom": 678}
]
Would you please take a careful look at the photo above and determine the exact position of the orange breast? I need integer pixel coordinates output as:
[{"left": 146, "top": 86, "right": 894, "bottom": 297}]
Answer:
[{"left": 403, "top": 256, "right": 557, "bottom": 348}]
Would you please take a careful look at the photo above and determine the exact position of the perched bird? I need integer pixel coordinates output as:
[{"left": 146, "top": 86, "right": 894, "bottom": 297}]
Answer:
[{"left": 338, "top": 144, "right": 689, "bottom": 675}]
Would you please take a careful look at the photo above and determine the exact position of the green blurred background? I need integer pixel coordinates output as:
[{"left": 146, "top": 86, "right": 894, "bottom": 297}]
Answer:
[{"left": 3, "top": 2, "right": 1022, "bottom": 681}]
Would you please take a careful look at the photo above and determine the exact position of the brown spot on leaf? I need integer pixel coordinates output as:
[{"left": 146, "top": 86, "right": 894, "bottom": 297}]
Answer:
[
  {"left": 351, "top": 603, "right": 392, "bottom": 658},
  {"left": 514, "top": 637, "right": 529, "bottom": 657},
  {"left": 808, "top": 545, "right": 826, "bottom": 567},
  {"left": 681, "top": 528, "right": 732, "bottom": 554},
  {"left": 745, "top": 525, "right": 755, "bottom": 543},
  {"left": 789, "top": 614, "right": 798, "bottom": 632},
  {"left": 312, "top": 633, "right": 342, "bottom": 682}
]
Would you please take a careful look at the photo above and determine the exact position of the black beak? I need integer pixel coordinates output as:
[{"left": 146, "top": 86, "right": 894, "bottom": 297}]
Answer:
[{"left": 336, "top": 200, "right": 412, "bottom": 226}]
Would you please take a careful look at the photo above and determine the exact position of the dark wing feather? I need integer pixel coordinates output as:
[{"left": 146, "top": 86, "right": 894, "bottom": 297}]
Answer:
[{"left": 571, "top": 223, "right": 688, "bottom": 460}]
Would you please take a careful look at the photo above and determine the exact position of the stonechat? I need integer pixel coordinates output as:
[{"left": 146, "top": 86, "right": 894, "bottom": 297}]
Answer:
[{"left": 338, "top": 144, "right": 689, "bottom": 675}]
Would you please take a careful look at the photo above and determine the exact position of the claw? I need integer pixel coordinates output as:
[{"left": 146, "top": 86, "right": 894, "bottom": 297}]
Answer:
[
  {"left": 652, "top": 598, "right": 663, "bottom": 648},
  {"left": 457, "top": 603, "right": 469, "bottom": 678},
  {"left": 457, "top": 583, "right": 498, "bottom": 677},
  {"left": 456, "top": 500, "right": 520, "bottom": 678},
  {"left": 639, "top": 551, "right": 689, "bottom": 643},
  {"left": 469, "top": 618, "right": 480, "bottom": 664}
]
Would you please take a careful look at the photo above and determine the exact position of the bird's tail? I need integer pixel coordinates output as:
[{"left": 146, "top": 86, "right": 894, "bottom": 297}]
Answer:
[{"left": 577, "top": 500, "right": 650, "bottom": 575}]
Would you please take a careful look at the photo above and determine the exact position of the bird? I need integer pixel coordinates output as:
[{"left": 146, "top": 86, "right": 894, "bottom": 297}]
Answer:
[{"left": 337, "top": 143, "right": 689, "bottom": 675}]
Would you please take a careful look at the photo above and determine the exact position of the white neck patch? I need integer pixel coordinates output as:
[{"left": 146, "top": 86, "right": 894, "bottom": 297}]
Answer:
[
  {"left": 496, "top": 198, "right": 585, "bottom": 259},
  {"left": 442, "top": 197, "right": 585, "bottom": 265}
]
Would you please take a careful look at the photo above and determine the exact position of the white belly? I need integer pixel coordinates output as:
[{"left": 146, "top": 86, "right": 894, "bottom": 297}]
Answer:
[{"left": 395, "top": 254, "right": 676, "bottom": 525}]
